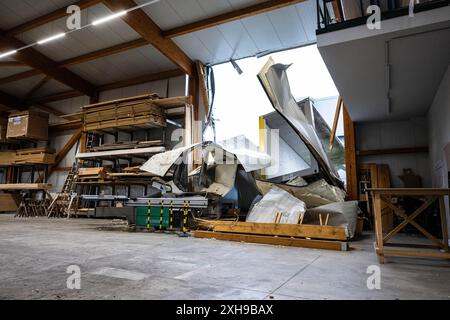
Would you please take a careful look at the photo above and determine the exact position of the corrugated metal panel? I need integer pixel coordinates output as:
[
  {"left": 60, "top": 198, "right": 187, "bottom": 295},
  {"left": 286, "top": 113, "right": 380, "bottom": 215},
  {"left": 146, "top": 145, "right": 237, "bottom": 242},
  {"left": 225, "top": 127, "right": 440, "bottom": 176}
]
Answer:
[
  {"left": 0, "top": 0, "right": 75, "bottom": 30},
  {"left": 169, "top": 1, "right": 317, "bottom": 65},
  {"left": 35, "top": 79, "right": 72, "bottom": 97},
  {"left": 15, "top": 3, "right": 140, "bottom": 62},
  {"left": 66, "top": 44, "right": 177, "bottom": 86},
  {"left": 0, "top": 74, "right": 44, "bottom": 98}
]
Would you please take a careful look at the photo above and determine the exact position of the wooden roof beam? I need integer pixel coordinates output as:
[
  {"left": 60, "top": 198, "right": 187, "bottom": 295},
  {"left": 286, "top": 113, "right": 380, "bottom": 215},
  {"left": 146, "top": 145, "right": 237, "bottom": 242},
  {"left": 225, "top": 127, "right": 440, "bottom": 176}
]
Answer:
[
  {"left": 163, "top": 0, "right": 306, "bottom": 38},
  {"left": 102, "top": 0, "right": 194, "bottom": 76},
  {"left": 0, "top": 30, "right": 97, "bottom": 98},
  {"left": 5, "top": 0, "right": 102, "bottom": 37},
  {"left": 0, "top": 61, "right": 25, "bottom": 67},
  {"left": 0, "top": 38, "right": 149, "bottom": 85},
  {"left": 29, "top": 69, "right": 184, "bottom": 104}
]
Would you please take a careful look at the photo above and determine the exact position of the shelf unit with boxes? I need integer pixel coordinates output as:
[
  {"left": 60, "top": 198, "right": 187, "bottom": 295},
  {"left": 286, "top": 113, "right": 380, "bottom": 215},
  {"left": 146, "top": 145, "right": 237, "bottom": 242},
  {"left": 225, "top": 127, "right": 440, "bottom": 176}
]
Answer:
[
  {"left": 51, "top": 94, "right": 193, "bottom": 217},
  {"left": 0, "top": 111, "right": 53, "bottom": 215}
]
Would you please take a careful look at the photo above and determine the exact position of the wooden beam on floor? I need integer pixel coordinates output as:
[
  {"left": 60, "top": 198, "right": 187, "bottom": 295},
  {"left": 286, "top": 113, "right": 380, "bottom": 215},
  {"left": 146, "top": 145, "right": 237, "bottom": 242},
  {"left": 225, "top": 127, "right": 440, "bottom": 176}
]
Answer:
[
  {"left": 358, "top": 146, "right": 429, "bottom": 157},
  {"left": 102, "top": 0, "right": 194, "bottom": 76},
  {"left": 210, "top": 221, "right": 348, "bottom": 241},
  {"left": 5, "top": 0, "right": 102, "bottom": 37},
  {"left": 163, "top": 0, "right": 306, "bottom": 38},
  {"left": 193, "top": 231, "right": 348, "bottom": 251},
  {"left": 343, "top": 105, "right": 358, "bottom": 201},
  {"left": 0, "top": 31, "right": 97, "bottom": 99}
]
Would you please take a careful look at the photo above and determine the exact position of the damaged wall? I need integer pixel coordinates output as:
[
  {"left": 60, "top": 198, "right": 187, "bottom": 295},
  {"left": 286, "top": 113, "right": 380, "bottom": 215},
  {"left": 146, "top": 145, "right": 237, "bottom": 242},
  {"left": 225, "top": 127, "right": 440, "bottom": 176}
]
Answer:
[{"left": 356, "top": 118, "right": 431, "bottom": 187}]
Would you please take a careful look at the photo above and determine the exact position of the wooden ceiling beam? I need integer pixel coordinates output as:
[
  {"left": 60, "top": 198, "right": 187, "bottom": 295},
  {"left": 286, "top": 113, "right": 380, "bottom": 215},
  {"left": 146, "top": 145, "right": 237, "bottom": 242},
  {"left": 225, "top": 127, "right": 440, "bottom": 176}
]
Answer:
[
  {"left": 163, "top": 0, "right": 306, "bottom": 38},
  {"left": 0, "top": 31, "right": 97, "bottom": 97},
  {"left": 5, "top": 0, "right": 102, "bottom": 37},
  {"left": 0, "top": 90, "right": 24, "bottom": 110},
  {"left": 101, "top": 0, "right": 194, "bottom": 76},
  {"left": 0, "top": 61, "right": 25, "bottom": 67},
  {"left": 98, "top": 69, "right": 185, "bottom": 91},
  {"left": 24, "top": 76, "right": 51, "bottom": 100},
  {"left": 0, "top": 38, "right": 149, "bottom": 85},
  {"left": 30, "top": 69, "right": 185, "bottom": 104},
  {"left": 60, "top": 38, "right": 148, "bottom": 67}
]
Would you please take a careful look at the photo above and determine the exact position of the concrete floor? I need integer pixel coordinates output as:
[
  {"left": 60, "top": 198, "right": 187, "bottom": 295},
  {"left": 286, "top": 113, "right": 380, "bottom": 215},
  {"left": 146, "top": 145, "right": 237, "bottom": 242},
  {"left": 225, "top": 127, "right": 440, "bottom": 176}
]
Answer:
[{"left": 0, "top": 214, "right": 449, "bottom": 300}]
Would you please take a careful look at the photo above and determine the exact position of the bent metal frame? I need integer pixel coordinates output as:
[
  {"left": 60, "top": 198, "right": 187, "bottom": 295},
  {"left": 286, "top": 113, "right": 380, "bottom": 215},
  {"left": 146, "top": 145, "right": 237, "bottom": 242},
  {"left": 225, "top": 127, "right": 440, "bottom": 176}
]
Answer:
[{"left": 368, "top": 188, "right": 450, "bottom": 264}]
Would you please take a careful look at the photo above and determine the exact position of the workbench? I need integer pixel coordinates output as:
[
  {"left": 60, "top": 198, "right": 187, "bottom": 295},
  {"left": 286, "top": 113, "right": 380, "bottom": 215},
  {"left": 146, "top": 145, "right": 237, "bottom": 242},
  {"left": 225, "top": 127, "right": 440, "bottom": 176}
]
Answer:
[
  {"left": 369, "top": 188, "right": 450, "bottom": 263},
  {"left": 0, "top": 184, "right": 53, "bottom": 217}
]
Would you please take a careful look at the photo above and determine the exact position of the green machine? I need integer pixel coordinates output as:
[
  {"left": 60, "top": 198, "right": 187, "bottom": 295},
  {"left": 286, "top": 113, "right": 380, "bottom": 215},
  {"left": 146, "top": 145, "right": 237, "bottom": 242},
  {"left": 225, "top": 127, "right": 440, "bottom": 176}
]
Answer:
[{"left": 135, "top": 206, "right": 172, "bottom": 230}]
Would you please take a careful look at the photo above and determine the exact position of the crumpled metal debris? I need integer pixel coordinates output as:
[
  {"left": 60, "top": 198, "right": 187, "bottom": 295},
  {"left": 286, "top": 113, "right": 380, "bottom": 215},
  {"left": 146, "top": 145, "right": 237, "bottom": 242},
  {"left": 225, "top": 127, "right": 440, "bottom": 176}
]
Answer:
[{"left": 246, "top": 186, "right": 306, "bottom": 224}]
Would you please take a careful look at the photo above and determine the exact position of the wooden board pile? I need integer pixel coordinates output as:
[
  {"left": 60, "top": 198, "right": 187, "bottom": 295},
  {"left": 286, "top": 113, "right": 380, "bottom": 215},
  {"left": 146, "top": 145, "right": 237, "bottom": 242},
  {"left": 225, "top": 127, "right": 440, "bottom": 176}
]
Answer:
[
  {"left": 77, "top": 167, "right": 108, "bottom": 181},
  {"left": 81, "top": 94, "right": 167, "bottom": 132},
  {"left": 0, "top": 147, "right": 56, "bottom": 166},
  {"left": 14, "top": 147, "right": 56, "bottom": 165},
  {"left": 195, "top": 220, "right": 349, "bottom": 251},
  {"left": 88, "top": 140, "right": 164, "bottom": 152}
]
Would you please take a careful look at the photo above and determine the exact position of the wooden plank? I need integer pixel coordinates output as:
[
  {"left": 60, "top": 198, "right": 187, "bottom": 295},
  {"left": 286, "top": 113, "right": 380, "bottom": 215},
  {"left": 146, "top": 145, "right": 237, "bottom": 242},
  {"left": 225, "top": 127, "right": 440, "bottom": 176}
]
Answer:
[
  {"left": 0, "top": 183, "right": 51, "bottom": 190},
  {"left": 102, "top": 0, "right": 194, "bottom": 76},
  {"left": 343, "top": 105, "right": 358, "bottom": 200},
  {"left": 163, "top": 0, "right": 306, "bottom": 38},
  {"left": 210, "top": 221, "right": 348, "bottom": 241},
  {"left": 193, "top": 231, "right": 348, "bottom": 251},
  {"left": 329, "top": 96, "right": 342, "bottom": 149}
]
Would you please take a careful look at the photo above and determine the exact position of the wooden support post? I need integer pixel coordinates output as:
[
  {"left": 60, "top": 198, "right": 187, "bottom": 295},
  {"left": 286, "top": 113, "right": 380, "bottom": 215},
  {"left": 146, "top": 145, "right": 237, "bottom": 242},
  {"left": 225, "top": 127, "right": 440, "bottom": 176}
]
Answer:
[
  {"left": 329, "top": 96, "right": 342, "bottom": 150},
  {"left": 343, "top": 105, "right": 358, "bottom": 200},
  {"left": 48, "top": 128, "right": 82, "bottom": 176}
]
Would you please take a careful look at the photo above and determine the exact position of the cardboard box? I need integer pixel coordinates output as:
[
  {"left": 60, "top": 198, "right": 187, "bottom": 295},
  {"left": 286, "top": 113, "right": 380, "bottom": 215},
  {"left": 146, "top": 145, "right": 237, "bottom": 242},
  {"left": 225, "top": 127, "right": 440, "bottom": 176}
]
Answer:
[
  {"left": 0, "top": 151, "right": 16, "bottom": 166},
  {"left": 7, "top": 111, "right": 49, "bottom": 141}
]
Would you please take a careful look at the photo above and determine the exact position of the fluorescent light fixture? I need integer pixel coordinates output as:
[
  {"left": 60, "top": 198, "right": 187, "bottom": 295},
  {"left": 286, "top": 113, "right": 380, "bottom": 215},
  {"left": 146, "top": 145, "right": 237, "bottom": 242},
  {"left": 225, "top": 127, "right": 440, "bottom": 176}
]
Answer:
[
  {"left": 92, "top": 11, "right": 127, "bottom": 26},
  {"left": 0, "top": 50, "right": 17, "bottom": 59},
  {"left": 37, "top": 32, "right": 66, "bottom": 45}
]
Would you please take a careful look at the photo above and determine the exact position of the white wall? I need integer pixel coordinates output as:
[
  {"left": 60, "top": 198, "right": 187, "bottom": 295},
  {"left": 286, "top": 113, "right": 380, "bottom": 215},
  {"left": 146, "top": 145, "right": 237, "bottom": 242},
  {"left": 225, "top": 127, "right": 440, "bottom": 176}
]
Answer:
[
  {"left": 356, "top": 117, "right": 431, "bottom": 187},
  {"left": 428, "top": 64, "right": 450, "bottom": 235},
  {"left": 47, "top": 76, "right": 187, "bottom": 192}
]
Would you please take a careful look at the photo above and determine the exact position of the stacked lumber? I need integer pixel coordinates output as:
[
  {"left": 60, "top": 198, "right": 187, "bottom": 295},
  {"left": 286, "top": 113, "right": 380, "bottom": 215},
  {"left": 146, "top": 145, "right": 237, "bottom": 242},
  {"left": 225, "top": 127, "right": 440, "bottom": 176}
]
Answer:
[
  {"left": 77, "top": 167, "right": 108, "bottom": 181},
  {"left": 0, "top": 151, "right": 16, "bottom": 166},
  {"left": 14, "top": 147, "right": 56, "bottom": 165},
  {"left": 0, "top": 148, "right": 56, "bottom": 166},
  {"left": 82, "top": 95, "right": 167, "bottom": 132},
  {"left": 88, "top": 140, "right": 164, "bottom": 152},
  {"left": 194, "top": 221, "right": 349, "bottom": 251}
]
